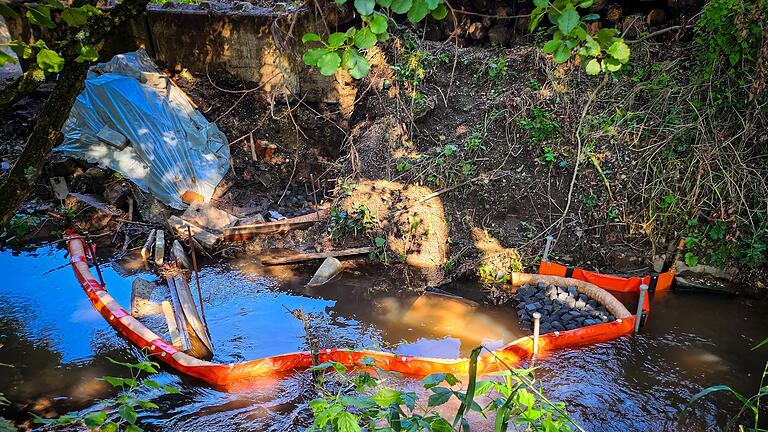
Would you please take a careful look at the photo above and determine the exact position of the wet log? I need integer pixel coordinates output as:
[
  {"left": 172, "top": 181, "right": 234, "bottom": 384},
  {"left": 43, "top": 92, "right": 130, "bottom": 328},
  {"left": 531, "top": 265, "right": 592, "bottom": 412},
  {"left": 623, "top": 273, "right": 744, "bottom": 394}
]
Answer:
[
  {"left": 261, "top": 247, "right": 375, "bottom": 266},
  {"left": 165, "top": 277, "right": 192, "bottom": 351},
  {"left": 223, "top": 209, "right": 329, "bottom": 242},
  {"left": 161, "top": 300, "right": 185, "bottom": 350}
]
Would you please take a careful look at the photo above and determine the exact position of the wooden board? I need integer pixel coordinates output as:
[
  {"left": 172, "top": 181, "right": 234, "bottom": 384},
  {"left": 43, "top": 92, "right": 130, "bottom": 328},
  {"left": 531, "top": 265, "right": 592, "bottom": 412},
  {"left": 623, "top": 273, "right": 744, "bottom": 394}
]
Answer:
[
  {"left": 261, "top": 247, "right": 375, "bottom": 266},
  {"left": 223, "top": 209, "right": 329, "bottom": 242},
  {"left": 166, "top": 277, "right": 191, "bottom": 351},
  {"left": 171, "top": 275, "right": 214, "bottom": 358}
]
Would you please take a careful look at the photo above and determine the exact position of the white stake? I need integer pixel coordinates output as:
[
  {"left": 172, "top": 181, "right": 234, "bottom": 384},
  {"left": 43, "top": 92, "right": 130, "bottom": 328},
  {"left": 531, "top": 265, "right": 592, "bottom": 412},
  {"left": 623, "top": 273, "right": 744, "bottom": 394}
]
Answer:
[
  {"left": 634, "top": 284, "right": 649, "bottom": 334},
  {"left": 542, "top": 235, "right": 554, "bottom": 262},
  {"left": 532, "top": 312, "right": 542, "bottom": 359}
]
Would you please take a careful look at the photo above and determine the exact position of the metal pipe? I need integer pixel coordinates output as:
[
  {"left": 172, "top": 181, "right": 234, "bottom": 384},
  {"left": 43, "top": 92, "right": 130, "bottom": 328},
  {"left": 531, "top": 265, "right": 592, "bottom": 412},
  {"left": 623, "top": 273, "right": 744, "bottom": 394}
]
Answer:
[
  {"left": 542, "top": 235, "right": 554, "bottom": 262},
  {"left": 532, "top": 312, "right": 541, "bottom": 359},
  {"left": 634, "top": 284, "right": 648, "bottom": 334}
]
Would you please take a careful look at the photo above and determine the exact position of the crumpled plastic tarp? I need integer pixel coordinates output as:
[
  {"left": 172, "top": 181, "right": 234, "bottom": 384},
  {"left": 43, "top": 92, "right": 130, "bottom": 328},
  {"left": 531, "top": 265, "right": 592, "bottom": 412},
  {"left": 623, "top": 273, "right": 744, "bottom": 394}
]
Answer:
[{"left": 58, "top": 49, "right": 230, "bottom": 209}]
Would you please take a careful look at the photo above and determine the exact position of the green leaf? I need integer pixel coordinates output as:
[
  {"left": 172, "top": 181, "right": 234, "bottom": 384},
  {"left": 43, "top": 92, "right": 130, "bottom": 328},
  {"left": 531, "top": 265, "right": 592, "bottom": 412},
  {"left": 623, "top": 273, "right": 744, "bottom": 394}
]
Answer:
[
  {"left": 125, "top": 425, "right": 143, "bottom": 432},
  {"left": 0, "top": 50, "right": 17, "bottom": 67},
  {"left": 304, "top": 47, "right": 329, "bottom": 66},
  {"left": 553, "top": 43, "right": 572, "bottom": 63},
  {"left": 6, "top": 40, "right": 31, "bottom": 59},
  {"left": 429, "top": 418, "right": 453, "bottom": 432},
  {"left": 83, "top": 411, "right": 107, "bottom": 429},
  {"left": 377, "top": 31, "right": 390, "bottom": 42},
  {"left": 583, "top": 13, "right": 600, "bottom": 20},
  {"left": 302, "top": 33, "right": 322, "bottom": 43},
  {"left": 75, "top": 43, "right": 99, "bottom": 62},
  {"left": 369, "top": 13, "right": 388, "bottom": 34},
  {"left": 353, "top": 27, "right": 377, "bottom": 49},
  {"left": 162, "top": 385, "right": 180, "bottom": 394},
  {"left": 342, "top": 49, "right": 370, "bottom": 79},
  {"left": 376, "top": 0, "right": 392, "bottom": 6},
  {"left": 606, "top": 39, "right": 630, "bottom": 63},
  {"left": 515, "top": 388, "right": 535, "bottom": 408},
  {"left": 371, "top": 388, "right": 402, "bottom": 407},
  {"left": 424, "top": 0, "right": 439, "bottom": 9},
  {"left": 407, "top": 0, "right": 430, "bottom": 22},
  {"left": 542, "top": 39, "right": 560, "bottom": 54},
  {"left": 26, "top": 6, "right": 55, "bottom": 29},
  {"left": 340, "top": 396, "right": 377, "bottom": 409},
  {"left": 585, "top": 58, "right": 601, "bottom": 75},
  {"left": 430, "top": 3, "right": 447, "bottom": 19},
  {"left": 0, "top": 2, "right": 18, "bottom": 19},
  {"left": 100, "top": 376, "right": 126, "bottom": 387},
  {"left": 557, "top": 8, "right": 580, "bottom": 35},
  {"left": 423, "top": 373, "right": 447, "bottom": 388},
  {"left": 684, "top": 252, "right": 699, "bottom": 267},
  {"left": 529, "top": 7, "right": 546, "bottom": 31},
  {"left": 374, "top": 236, "right": 386, "bottom": 247},
  {"left": 752, "top": 337, "right": 768, "bottom": 350},
  {"left": 595, "top": 28, "right": 619, "bottom": 46},
  {"left": 335, "top": 412, "right": 361, "bottom": 432},
  {"left": 533, "top": 0, "right": 548, "bottom": 7},
  {"left": 452, "top": 346, "right": 481, "bottom": 428},
  {"left": 428, "top": 387, "right": 453, "bottom": 407},
  {"left": 685, "top": 385, "right": 755, "bottom": 414},
  {"left": 390, "top": 0, "right": 412, "bottom": 14},
  {"left": 354, "top": 0, "right": 375, "bottom": 16},
  {"left": 61, "top": 7, "right": 88, "bottom": 27},
  {"left": 577, "top": 0, "right": 593, "bottom": 7},
  {"left": 101, "top": 422, "right": 119, "bottom": 432},
  {"left": 328, "top": 32, "right": 349, "bottom": 48},
  {"left": 118, "top": 404, "right": 137, "bottom": 425}
]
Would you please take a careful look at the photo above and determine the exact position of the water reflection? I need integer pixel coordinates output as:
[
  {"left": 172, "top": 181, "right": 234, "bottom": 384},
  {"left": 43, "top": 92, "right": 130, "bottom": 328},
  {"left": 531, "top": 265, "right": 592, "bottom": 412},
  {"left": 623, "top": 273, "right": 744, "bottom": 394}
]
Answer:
[{"left": 0, "top": 247, "right": 766, "bottom": 431}]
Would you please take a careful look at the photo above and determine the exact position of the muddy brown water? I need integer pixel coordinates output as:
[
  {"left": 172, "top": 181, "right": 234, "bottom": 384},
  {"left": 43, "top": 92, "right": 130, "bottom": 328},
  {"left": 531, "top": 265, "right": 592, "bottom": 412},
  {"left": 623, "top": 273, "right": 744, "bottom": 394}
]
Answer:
[{"left": 0, "top": 246, "right": 766, "bottom": 431}]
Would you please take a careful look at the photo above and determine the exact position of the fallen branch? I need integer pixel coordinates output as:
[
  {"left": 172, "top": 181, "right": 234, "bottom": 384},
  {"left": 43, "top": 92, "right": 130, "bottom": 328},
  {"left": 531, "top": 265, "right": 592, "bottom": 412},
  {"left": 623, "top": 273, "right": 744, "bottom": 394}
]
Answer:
[
  {"left": 261, "top": 247, "right": 375, "bottom": 266},
  {"left": 626, "top": 25, "right": 694, "bottom": 44}
]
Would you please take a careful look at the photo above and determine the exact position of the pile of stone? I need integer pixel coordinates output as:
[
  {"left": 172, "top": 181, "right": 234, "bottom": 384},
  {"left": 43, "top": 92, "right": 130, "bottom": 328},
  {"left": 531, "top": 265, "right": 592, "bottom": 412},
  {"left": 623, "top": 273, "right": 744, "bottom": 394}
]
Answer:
[{"left": 514, "top": 282, "right": 616, "bottom": 334}]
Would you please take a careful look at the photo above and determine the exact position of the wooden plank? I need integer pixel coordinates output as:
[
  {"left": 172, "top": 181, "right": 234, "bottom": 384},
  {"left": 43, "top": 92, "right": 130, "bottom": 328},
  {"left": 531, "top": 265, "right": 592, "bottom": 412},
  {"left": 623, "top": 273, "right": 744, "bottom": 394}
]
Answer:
[
  {"left": 166, "top": 277, "right": 191, "bottom": 351},
  {"left": 172, "top": 275, "right": 214, "bottom": 357},
  {"left": 223, "top": 209, "right": 329, "bottom": 242},
  {"left": 161, "top": 300, "right": 183, "bottom": 349},
  {"left": 261, "top": 247, "right": 375, "bottom": 266}
]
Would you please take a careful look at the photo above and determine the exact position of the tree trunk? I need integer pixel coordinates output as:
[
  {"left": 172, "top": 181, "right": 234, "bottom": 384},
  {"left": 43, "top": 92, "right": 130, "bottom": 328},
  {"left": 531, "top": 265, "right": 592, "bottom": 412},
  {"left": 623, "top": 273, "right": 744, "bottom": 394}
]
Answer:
[
  {"left": 0, "top": 68, "right": 45, "bottom": 111},
  {"left": 0, "top": 59, "right": 88, "bottom": 227}
]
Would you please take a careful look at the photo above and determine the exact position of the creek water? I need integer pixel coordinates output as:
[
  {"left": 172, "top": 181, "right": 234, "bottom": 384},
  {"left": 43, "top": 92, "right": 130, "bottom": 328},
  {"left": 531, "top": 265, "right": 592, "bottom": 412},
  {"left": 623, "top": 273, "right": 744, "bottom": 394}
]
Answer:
[{"left": 0, "top": 245, "right": 766, "bottom": 431}]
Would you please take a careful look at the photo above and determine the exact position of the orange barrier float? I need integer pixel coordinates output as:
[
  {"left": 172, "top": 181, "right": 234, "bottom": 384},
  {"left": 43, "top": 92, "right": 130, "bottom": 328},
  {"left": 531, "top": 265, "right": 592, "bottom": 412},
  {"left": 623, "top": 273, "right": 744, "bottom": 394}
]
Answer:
[{"left": 67, "top": 234, "right": 642, "bottom": 391}]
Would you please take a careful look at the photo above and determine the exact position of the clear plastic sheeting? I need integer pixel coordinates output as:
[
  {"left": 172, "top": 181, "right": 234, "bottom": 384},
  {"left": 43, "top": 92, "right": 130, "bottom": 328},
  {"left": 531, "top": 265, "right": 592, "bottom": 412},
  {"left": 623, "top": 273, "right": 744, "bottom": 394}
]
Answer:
[{"left": 59, "top": 49, "right": 230, "bottom": 209}]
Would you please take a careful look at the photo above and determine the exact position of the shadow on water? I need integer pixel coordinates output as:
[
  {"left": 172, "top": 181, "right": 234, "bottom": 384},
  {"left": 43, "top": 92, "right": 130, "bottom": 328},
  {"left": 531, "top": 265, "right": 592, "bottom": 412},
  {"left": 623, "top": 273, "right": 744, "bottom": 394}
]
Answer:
[{"left": 0, "top": 246, "right": 767, "bottom": 431}]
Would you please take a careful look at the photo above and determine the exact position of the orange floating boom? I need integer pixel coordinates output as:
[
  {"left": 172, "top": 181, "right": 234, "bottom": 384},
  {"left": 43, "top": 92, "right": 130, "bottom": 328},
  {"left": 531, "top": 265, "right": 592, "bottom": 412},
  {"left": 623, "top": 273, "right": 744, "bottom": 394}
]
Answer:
[{"left": 67, "top": 233, "right": 640, "bottom": 392}]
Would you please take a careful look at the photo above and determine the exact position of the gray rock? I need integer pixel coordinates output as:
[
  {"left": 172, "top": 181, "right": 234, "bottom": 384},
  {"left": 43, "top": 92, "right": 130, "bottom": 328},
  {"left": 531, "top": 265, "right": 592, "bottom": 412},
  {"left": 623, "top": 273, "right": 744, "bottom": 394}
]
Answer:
[
  {"left": 567, "top": 286, "right": 578, "bottom": 296},
  {"left": 551, "top": 321, "right": 565, "bottom": 331},
  {"left": 565, "top": 297, "right": 576, "bottom": 308},
  {"left": 525, "top": 302, "right": 540, "bottom": 312},
  {"left": 575, "top": 299, "right": 586, "bottom": 310},
  {"left": 537, "top": 282, "right": 547, "bottom": 290}
]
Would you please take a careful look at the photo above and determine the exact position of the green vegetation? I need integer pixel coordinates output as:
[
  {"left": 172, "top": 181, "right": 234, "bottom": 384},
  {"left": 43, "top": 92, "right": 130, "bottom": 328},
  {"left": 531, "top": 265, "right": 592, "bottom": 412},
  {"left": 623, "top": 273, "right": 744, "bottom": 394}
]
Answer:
[
  {"left": 518, "top": 109, "right": 559, "bottom": 144},
  {"left": 35, "top": 357, "right": 178, "bottom": 432},
  {"left": 307, "top": 347, "right": 581, "bottom": 432},
  {"left": 328, "top": 205, "right": 379, "bottom": 240},
  {"left": 301, "top": 0, "right": 447, "bottom": 78}
]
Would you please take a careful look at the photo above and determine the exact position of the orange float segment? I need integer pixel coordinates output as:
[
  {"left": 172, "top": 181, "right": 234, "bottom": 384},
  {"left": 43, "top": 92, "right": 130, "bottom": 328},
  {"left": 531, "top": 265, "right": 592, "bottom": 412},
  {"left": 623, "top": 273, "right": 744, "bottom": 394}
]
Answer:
[
  {"left": 538, "top": 260, "right": 674, "bottom": 293},
  {"left": 66, "top": 233, "right": 642, "bottom": 391}
]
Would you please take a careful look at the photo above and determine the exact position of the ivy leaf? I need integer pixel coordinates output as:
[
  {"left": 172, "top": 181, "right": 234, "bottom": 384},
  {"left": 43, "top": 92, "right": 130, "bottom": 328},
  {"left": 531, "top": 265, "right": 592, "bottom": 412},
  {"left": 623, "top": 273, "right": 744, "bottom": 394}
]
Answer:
[
  {"left": 369, "top": 13, "right": 388, "bottom": 34},
  {"left": 303, "top": 47, "right": 329, "bottom": 66},
  {"left": 302, "top": 32, "right": 322, "bottom": 43},
  {"left": 431, "top": 3, "right": 447, "bottom": 19},
  {"left": 36, "top": 49, "right": 64, "bottom": 72},
  {"left": 317, "top": 51, "right": 342, "bottom": 75},
  {"left": 553, "top": 43, "right": 572, "bottom": 63},
  {"left": 335, "top": 412, "right": 361, "bottom": 432},
  {"left": 82, "top": 411, "right": 107, "bottom": 429},
  {"left": 407, "top": 0, "right": 430, "bottom": 22},
  {"left": 353, "top": 27, "right": 377, "bottom": 49},
  {"left": 606, "top": 39, "right": 630, "bottom": 63},
  {"left": 26, "top": 6, "right": 55, "bottom": 29},
  {"left": 7, "top": 40, "right": 31, "bottom": 59},
  {"left": 371, "top": 388, "right": 402, "bottom": 407},
  {"left": 61, "top": 7, "right": 88, "bottom": 27},
  {"left": 328, "top": 32, "right": 348, "bottom": 48},
  {"left": 0, "top": 2, "right": 18, "bottom": 19},
  {"left": 354, "top": 0, "right": 375, "bottom": 16},
  {"left": 342, "top": 49, "right": 370, "bottom": 79},
  {"left": 390, "top": 0, "right": 412, "bottom": 14},
  {"left": 557, "top": 7, "right": 580, "bottom": 35},
  {"left": 0, "top": 50, "right": 16, "bottom": 67},
  {"left": 424, "top": 0, "right": 440, "bottom": 10},
  {"left": 376, "top": 0, "right": 391, "bottom": 6},
  {"left": 585, "top": 58, "right": 601, "bottom": 75}
]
